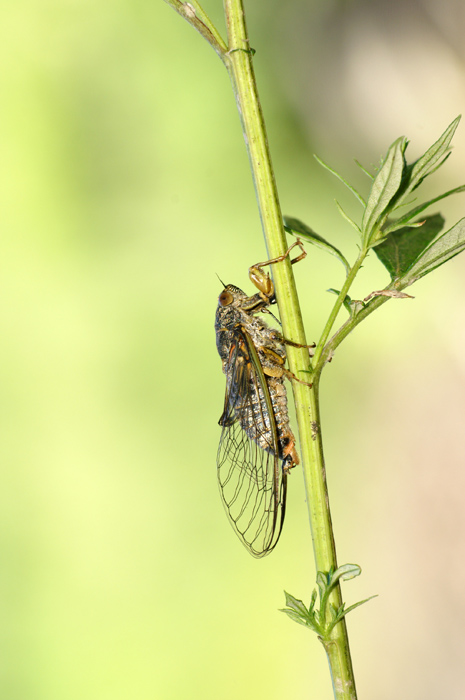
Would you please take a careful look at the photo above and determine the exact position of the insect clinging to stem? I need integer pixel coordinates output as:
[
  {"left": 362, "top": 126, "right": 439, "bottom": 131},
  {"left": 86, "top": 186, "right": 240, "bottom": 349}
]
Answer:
[{"left": 215, "top": 239, "right": 312, "bottom": 557}]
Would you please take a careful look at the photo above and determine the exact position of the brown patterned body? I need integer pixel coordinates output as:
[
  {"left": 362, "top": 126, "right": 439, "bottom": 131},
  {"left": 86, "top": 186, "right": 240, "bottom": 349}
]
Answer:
[
  {"left": 216, "top": 285, "right": 299, "bottom": 469},
  {"left": 215, "top": 282, "right": 299, "bottom": 557}
]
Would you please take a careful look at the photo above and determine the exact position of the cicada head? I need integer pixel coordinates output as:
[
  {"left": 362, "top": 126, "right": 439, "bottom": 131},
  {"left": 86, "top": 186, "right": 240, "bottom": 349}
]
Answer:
[{"left": 218, "top": 284, "right": 247, "bottom": 308}]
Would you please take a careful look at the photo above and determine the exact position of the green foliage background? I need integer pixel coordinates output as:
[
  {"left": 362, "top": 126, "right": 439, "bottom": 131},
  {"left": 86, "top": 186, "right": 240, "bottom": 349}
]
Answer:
[{"left": 1, "top": 1, "right": 465, "bottom": 699}]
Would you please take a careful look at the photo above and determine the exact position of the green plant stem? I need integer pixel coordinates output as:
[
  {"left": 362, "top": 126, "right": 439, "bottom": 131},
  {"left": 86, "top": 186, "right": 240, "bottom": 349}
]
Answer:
[
  {"left": 222, "top": 0, "right": 310, "bottom": 364},
  {"left": 313, "top": 250, "right": 366, "bottom": 369},
  {"left": 300, "top": 376, "right": 357, "bottom": 700},
  {"left": 223, "top": 1, "right": 357, "bottom": 698},
  {"left": 166, "top": 0, "right": 360, "bottom": 695}
]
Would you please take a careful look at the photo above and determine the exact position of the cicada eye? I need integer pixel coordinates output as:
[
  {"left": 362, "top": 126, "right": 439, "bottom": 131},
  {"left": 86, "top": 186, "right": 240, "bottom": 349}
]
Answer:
[{"left": 219, "top": 290, "right": 233, "bottom": 306}]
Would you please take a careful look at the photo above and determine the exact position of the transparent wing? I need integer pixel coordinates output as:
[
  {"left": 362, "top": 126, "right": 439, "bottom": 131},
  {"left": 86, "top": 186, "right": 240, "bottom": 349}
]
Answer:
[{"left": 217, "top": 329, "right": 287, "bottom": 557}]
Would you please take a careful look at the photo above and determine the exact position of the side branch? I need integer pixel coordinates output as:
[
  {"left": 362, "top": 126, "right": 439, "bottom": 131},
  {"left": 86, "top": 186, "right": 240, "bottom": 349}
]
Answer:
[
  {"left": 164, "top": 0, "right": 228, "bottom": 62},
  {"left": 317, "top": 278, "right": 410, "bottom": 371}
]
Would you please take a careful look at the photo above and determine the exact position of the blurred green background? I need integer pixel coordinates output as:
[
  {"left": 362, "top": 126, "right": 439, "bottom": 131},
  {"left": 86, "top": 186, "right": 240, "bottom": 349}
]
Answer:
[{"left": 1, "top": 1, "right": 465, "bottom": 698}]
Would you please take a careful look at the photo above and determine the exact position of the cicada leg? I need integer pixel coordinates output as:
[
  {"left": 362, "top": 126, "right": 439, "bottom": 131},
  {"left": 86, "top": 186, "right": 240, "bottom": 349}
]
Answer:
[
  {"left": 260, "top": 347, "right": 313, "bottom": 388},
  {"left": 279, "top": 338, "right": 316, "bottom": 351},
  {"left": 281, "top": 367, "right": 313, "bottom": 388},
  {"left": 248, "top": 238, "right": 306, "bottom": 303},
  {"left": 269, "top": 332, "right": 315, "bottom": 354}
]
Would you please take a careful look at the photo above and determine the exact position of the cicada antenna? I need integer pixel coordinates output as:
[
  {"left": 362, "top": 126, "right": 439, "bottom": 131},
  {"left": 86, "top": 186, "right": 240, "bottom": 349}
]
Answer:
[{"left": 216, "top": 273, "right": 227, "bottom": 288}]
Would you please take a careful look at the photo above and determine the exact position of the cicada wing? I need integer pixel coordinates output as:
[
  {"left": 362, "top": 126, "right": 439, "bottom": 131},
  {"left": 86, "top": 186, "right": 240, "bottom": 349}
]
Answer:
[{"left": 217, "top": 328, "right": 287, "bottom": 558}]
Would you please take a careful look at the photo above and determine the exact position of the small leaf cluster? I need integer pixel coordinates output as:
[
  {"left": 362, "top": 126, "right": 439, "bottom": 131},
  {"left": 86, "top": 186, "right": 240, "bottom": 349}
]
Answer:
[
  {"left": 280, "top": 564, "right": 376, "bottom": 642},
  {"left": 283, "top": 118, "right": 465, "bottom": 368},
  {"left": 286, "top": 117, "right": 465, "bottom": 289},
  {"left": 367, "top": 118, "right": 465, "bottom": 286}
]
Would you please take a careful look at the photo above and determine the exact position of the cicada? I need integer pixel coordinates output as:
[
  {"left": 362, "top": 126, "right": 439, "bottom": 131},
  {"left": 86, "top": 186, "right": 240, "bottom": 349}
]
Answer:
[{"left": 215, "top": 240, "right": 310, "bottom": 557}]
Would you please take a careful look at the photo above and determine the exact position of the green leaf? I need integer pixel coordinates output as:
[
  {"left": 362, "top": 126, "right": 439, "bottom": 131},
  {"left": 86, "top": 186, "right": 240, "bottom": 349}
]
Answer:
[
  {"left": 384, "top": 219, "right": 432, "bottom": 236},
  {"left": 316, "top": 571, "right": 328, "bottom": 592},
  {"left": 401, "top": 217, "right": 465, "bottom": 283},
  {"left": 282, "top": 566, "right": 374, "bottom": 639},
  {"left": 314, "top": 155, "right": 366, "bottom": 206},
  {"left": 280, "top": 607, "right": 315, "bottom": 629},
  {"left": 329, "top": 603, "right": 339, "bottom": 621},
  {"left": 406, "top": 116, "right": 461, "bottom": 196},
  {"left": 332, "top": 563, "right": 362, "bottom": 583},
  {"left": 283, "top": 591, "right": 309, "bottom": 617},
  {"left": 334, "top": 201, "right": 362, "bottom": 235},
  {"left": 327, "top": 288, "right": 354, "bottom": 315},
  {"left": 354, "top": 159, "right": 374, "bottom": 180},
  {"left": 383, "top": 185, "right": 465, "bottom": 234},
  {"left": 362, "top": 136, "right": 406, "bottom": 246},
  {"left": 342, "top": 595, "right": 378, "bottom": 616},
  {"left": 280, "top": 592, "right": 321, "bottom": 632},
  {"left": 373, "top": 214, "right": 445, "bottom": 279},
  {"left": 325, "top": 596, "right": 378, "bottom": 636},
  {"left": 284, "top": 216, "right": 351, "bottom": 274}
]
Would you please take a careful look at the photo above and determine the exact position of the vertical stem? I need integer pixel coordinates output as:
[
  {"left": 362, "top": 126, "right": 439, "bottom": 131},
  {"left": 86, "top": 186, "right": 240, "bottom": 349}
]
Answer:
[
  {"left": 300, "top": 373, "right": 357, "bottom": 700},
  {"left": 222, "top": 0, "right": 307, "bottom": 349},
  {"left": 223, "top": 2, "right": 357, "bottom": 699}
]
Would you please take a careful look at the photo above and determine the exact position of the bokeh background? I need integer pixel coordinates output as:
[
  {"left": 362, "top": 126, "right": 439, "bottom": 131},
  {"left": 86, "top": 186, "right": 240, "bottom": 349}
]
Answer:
[{"left": 2, "top": 1, "right": 465, "bottom": 698}]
